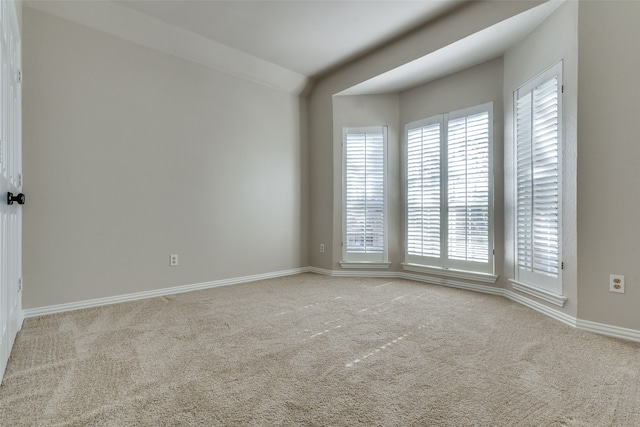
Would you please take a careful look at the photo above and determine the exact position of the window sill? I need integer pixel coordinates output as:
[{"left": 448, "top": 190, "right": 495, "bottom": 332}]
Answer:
[
  {"left": 509, "top": 280, "right": 567, "bottom": 307},
  {"left": 340, "top": 262, "right": 391, "bottom": 270},
  {"left": 401, "top": 263, "right": 498, "bottom": 284}
]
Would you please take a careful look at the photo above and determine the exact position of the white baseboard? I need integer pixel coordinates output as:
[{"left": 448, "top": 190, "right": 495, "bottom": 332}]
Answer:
[
  {"left": 310, "top": 267, "right": 503, "bottom": 295},
  {"left": 503, "top": 289, "right": 576, "bottom": 327},
  {"left": 307, "top": 266, "right": 337, "bottom": 276},
  {"left": 22, "top": 266, "right": 640, "bottom": 344},
  {"left": 576, "top": 319, "right": 640, "bottom": 343},
  {"left": 509, "top": 280, "right": 567, "bottom": 307},
  {"left": 310, "top": 267, "right": 640, "bottom": 343},
  {"left": 332, "top": 270, "right": 397, "bottom": 278},
  {"left": 400, "top": 271, "right": 504, "bottom": 296},
  {"left": 308, "top": 266, "right": 397, "bottom": 278},
  {"left": 23, "top": 267, "right": 308, "bottom": 318}
]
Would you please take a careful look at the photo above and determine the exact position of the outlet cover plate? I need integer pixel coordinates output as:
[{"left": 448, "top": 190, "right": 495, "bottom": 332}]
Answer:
[
  {"left": 610, "top": 274, "right": 624, "bottom": 293},
  {"left": 170, "top": 254, "right": 179, "bottom": 267}
]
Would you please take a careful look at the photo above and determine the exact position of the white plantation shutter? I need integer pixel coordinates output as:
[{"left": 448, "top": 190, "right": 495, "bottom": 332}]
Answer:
[
  {"left": 406, "top": 119, "right": 441, "bottom": 259},
  {"left": 515, "top": 62, "right": 562, "bottom": 294},
  {"left": 447, "top": 110, "right": 491, "bottom": 265},
  {"left": 343, "top": 126, "right": 387, "bottom": 262},
  {"left": 405, "top": 103, "right": 493, "bottom": 274}
]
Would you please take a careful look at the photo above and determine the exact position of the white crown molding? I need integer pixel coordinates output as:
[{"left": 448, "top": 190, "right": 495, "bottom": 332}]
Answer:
[{"left": 24, "top": 0, "right": 309, "bottom": 94}]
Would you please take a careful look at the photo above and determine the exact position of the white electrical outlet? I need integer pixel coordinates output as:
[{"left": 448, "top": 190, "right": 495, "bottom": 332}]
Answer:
[
  {"left": 320, "top": 244, "right": 324, "bottom": 253},
  {"left": 170, "top": 254, "right": 179, "bottom": 267},
  {"left": 609, "top": 274, "right": 624, "bottom": 293}
]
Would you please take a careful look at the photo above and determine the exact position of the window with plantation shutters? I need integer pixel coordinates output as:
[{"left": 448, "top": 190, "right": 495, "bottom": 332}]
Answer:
[
  {"left": 407, "top": 118, "right": 441, "bottom": 260},
  {"left": 405, "top": 103, "right": 494, "bottom": 275},
  {"left": 514, "top": 62, "right": 562, "bottom": 294},
  {"left": 447, "top": 109, "right": 491, "bottom": 266},
  {"left": 343, "top": 126, "right": 387, "bottom": 263}
]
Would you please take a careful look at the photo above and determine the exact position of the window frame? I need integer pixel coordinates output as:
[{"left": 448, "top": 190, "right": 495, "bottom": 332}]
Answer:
[
  {"left": 342, "top": 125, "right": 389, "bottom": 264},
  {"left": 513, "top": 61, "right": 563, "bottom": 295},
  {"left": 403, "top": 102, "right": 495, "bottom": 275}
]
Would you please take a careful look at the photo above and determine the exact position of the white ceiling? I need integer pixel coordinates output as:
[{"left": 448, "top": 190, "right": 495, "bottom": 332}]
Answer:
[
  {"left": 339, "top": 0, "right": 563, "bottom": 95},
  {"left": 26, "top": 0, "right": 561, "bottom": 94},
  {"left": 115, "top": 0, "right": 463, "bottom": 77}
]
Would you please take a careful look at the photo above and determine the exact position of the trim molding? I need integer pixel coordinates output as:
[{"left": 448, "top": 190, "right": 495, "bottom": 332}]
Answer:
[
  {"left": 339, "top": 262, "right": 391, "bottom": 269},
  {"left": 399, "top": 272, "right": 503, "bottom": 296},
  {"left": 22, "top": 266, "right": 640, "bottom": 344},
  {"left": 312, "top": 267, "right": 502, "bottom": 295},
  {"left": 509, "top": 279, "right": 567, "bottom": 307},
  {"left": 23, "top": 268, "right": 307, "bottom": 318},
  {"left": 401, "top": 263, "right": 498, "bottom": 284},
  {"left": 503, "top": 289, "right": 576, "bottom": 327},
  {"left": 311, "top": 267, "right": 640, "bottom": 343},
  {"left": 307, "top": 266, "right": 334, "bottom": 276},
  {"left": 333, "top": 270, "right": 396, "bottom": 278},
  {"left": 576, "top": 319, "right": 640, "bottom": 343}
]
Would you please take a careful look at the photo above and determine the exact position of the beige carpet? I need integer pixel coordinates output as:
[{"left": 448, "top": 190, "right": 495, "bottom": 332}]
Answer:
[{"left": 1, "top": 273, "right": 639, "bottom": 426}]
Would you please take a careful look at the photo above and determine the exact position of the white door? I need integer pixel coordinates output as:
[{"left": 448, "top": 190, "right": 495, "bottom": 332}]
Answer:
[{"left": 0, "top": 0, "right": 22, "bottom": 382}]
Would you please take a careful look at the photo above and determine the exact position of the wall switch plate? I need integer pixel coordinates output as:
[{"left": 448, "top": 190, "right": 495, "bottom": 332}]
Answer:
[
  {"left": 610, "top": 274, "right": 624, "bottom": 293},
  {"left": 170, "top": 254, "right": 178, "bottom": 267}
]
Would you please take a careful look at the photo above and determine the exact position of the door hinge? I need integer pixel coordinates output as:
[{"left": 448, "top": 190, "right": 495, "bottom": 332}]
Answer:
[
  {"left": 561, "top": 262, "right": 564, "bottom": 270},
  {"left": 18, "top": 277, "right": 22, "bottom": 292},
  {"left": 561, "top": 85, "right": 564, "bottom": 94},
  {"left": 17, "top": 69, "right": 22, "bottom": 84}
]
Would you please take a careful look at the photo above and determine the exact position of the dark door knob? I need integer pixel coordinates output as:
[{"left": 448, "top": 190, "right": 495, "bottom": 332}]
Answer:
[{"left": 7, "top": 192, "right": 25, "bottom": 205}]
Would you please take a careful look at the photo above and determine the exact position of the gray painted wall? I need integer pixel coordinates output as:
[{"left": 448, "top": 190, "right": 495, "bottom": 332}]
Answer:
[
  {"left": 22, "top": 8, "right": 306, "bottom": 308},
  {"left": 577, "top": 1, "right": 640, "bottom": 330},
  {"left": 22, "top": 1, "right": 640, "bottom": 332}
]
